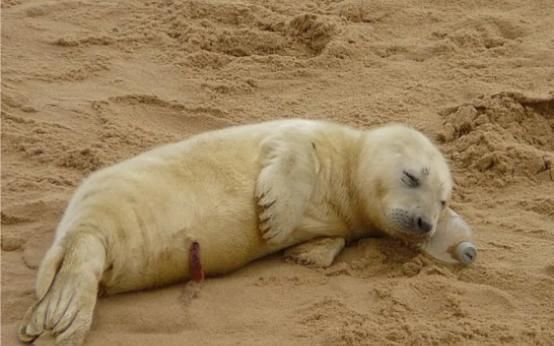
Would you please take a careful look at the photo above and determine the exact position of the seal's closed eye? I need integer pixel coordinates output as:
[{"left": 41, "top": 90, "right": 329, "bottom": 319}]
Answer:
[{"left": 402, "top": 170, "right": 420, "bottom": 187}]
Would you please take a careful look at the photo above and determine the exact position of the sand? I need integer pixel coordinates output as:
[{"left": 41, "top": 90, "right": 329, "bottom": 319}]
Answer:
[{"left": 1, "top": 0, "right": 553, "bottom": 345}]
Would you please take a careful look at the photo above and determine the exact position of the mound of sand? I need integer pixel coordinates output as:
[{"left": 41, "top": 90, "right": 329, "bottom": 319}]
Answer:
[
  {"left": 2, "top": 0, "right": 553, "bottom": 345},
  {"left": 438, "top": 91, "right": 554, "bottom": 188}
]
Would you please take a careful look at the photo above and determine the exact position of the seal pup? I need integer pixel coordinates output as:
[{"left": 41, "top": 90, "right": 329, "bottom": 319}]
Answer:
[{"left": 19, "top": 118, "right": 463, "bottom": 345}]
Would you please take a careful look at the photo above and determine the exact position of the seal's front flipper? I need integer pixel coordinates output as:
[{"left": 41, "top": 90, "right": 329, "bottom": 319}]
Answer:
[
  {"left": 421, "top": 208, "right": 477, "bottom": 265},
  {"left": 284, "top": 237, "right": 345, "bottom": 268},
  {"left": 255, "top": 129, "right": 319, "bottom": 245}
]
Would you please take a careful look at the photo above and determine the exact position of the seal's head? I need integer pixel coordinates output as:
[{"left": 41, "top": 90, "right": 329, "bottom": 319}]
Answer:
[{"left": 357, "top": 124, "right": 452, "bottom": 240}]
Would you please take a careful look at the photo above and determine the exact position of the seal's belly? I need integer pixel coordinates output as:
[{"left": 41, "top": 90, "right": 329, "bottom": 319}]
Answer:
[
  {"left": 95, "top": 151, "right": 268, "bottom": 292},
  {"left": 101, "top": 199, "right": 266, "bottom": 293}
]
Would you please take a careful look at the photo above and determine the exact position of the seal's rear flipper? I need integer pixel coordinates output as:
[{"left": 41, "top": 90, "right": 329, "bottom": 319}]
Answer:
[{"left": 18, "top": 230, "right": 106, "bottom": 345}]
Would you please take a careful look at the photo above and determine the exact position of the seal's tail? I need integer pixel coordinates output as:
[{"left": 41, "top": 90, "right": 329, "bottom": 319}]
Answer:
[{"left": 18, "top": 229, "right": 106, "bottom": 346}]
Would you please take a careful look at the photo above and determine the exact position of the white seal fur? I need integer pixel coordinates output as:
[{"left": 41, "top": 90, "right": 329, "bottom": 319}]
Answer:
[{"left": 19, "top": 119, "right": 462, "bottom": 345}]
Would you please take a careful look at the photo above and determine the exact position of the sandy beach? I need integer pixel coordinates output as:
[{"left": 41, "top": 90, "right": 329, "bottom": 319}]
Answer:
[{"left": 1, "top": 0, "right": 553, "bottom": 345}]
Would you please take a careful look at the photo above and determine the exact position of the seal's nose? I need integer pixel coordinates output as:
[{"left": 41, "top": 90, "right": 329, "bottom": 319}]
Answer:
[{"left": 416, "top": 216, "right": 433, "bottom": 233}]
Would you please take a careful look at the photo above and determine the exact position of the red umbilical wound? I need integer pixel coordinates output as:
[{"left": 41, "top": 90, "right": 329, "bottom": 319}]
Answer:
[{"left": 190, "top": 241, "right": 204, "bottom": 282}]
